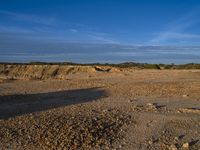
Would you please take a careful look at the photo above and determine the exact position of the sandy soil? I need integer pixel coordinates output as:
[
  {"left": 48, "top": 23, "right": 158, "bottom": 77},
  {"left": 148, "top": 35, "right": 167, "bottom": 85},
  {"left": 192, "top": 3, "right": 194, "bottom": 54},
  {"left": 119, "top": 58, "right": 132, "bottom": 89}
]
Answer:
[{"left": 0, "top": 70, "right": 200, "bottom": 150}]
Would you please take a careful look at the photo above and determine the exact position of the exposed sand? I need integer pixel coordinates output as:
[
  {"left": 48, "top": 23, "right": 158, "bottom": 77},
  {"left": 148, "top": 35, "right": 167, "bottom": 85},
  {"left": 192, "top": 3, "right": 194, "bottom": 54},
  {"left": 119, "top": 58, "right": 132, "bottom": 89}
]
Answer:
[{"left": 0, "top": 69, "right": 200, "bottom": 149}]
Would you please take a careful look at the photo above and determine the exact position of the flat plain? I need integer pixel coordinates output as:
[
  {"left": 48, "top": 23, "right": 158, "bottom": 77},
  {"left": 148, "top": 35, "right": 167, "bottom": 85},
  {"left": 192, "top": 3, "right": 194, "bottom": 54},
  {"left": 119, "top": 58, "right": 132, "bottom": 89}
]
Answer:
[{"left": 0, "top": 65, "right": 200, "bottom": 150}]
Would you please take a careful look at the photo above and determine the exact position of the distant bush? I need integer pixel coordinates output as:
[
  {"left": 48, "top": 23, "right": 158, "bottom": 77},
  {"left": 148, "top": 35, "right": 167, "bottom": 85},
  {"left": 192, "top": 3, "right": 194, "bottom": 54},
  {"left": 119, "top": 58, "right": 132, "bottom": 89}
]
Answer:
[
  {"left": 0, "top": 61, "right": 200, "bottom": 69},
  {"left": 142, "top": 64, "right": 160, "bottom": 69}
]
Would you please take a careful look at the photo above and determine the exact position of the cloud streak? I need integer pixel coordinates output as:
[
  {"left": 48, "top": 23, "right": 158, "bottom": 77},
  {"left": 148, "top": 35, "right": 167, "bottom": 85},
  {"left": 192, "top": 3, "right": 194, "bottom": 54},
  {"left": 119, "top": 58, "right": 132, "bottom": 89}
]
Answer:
[
  {"left": 0, "top": 25, "right": 34, "bottom": 34},
  {"left": 87, "top": 34, "right": 118, "bottom": 44},
  {"left": 0, "top": 10, "right": 56, "bottom": 26},
  {"left": 148, "top": 9, "right": 200, "bottom": 45},
  {"left": 0, "top": 10, "right": 118, "bottom": 44}
]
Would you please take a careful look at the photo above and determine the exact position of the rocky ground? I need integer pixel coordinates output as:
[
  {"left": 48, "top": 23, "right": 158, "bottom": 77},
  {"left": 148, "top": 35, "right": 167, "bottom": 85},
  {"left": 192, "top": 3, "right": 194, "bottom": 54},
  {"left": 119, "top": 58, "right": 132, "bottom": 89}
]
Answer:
[{"left": 0, "top": 69, "right": 200, "bottom": 150}]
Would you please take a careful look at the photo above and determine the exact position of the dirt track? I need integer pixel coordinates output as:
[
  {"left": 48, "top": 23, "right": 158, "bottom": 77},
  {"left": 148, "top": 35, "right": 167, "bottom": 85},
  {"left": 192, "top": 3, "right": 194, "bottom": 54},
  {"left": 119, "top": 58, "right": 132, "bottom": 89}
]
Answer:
[{"left": 0, "top": 69, "right": 200, "bottom": 149}]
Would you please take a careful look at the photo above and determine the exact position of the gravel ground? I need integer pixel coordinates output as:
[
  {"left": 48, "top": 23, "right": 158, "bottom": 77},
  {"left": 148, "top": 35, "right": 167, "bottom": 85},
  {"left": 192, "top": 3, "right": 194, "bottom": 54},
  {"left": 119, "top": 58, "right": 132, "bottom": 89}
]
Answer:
[{"left": 0, "top": 70, "right": 200, "bottom": 150}]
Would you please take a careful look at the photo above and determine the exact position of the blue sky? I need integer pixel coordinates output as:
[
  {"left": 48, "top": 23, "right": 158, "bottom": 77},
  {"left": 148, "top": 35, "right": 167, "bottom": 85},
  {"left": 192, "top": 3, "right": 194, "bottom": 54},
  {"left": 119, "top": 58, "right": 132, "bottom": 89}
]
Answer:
[
  {"left": 1, "top": 0, "right": 200, "bottom": 46},
  {"left": 0, "top": 0, "right": 200, "bottom": 63}
]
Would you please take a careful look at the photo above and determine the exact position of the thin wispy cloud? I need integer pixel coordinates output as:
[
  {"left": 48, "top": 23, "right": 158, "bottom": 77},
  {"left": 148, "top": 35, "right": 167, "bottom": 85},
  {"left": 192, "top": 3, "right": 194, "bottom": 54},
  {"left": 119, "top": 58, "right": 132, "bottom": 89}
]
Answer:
[
  {"left": 0, "top": 10, "right": 117, "bottom": 44},
  {"left": 0, "top": 10, "right": 98, "bottom": 33},
  {"left": 69, "top": 29, "right": 78, "bottom": 33},
  {"left": 149, "top": 32, "right": 200, "bottom": 45},
  {"left": 0, "top": 10, "right": 56, "bottom": 26},
  {"left": 87, "top": 34, "right": 118, "bottom": 44},
  {"left": 148, "top": 9, "right": 200, "bottom": 45},
  {"left": 0, "top": 25, "right": 34, "bottom": 34}
]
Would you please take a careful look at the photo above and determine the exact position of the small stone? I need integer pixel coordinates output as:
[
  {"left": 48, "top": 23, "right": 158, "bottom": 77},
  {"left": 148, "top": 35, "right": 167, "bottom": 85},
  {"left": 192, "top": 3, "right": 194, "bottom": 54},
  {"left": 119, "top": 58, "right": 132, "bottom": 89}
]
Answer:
[
  {"left": 148, "top": 141, "right": 153, "bottom": 145},
  {"left": 182, "top": 94, "right": 189, "bottom": 97},
  {"left": 174, "top": 137, "right": 179, "bottom": 142},
  {"left": 146, "top": 103, "right": 153, "bottom": 106},
  {"left": 102, "top": 109, "right": 107, "bottom": 113},
  {"left": 182, "top": 142, "right": 189, "bottom": 149},
  {"left": 146, "top": 103, "right": 157, "bottom": 110},
  {"left": 105, "top": 146, "right": 110, "bottom": 149},
  {"left": 169, "top": 144, "right": 178, "bottom": 150}
]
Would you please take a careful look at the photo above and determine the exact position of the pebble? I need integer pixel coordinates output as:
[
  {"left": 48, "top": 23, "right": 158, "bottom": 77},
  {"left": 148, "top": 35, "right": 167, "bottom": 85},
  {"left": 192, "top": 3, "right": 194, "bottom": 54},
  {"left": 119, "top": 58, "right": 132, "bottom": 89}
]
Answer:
[
  {"left": 148, "top": 141, "right": 153, "bottom": 145},
  {"left": 182, "top": 94, "right": 189, "bottom": 97},
  {"left": 174, "top": 137, "right": 179, "bottom": 142},
  {"left": 169, "top": 144, "right": 178, "bottom": 150},
  {"left": 182, "top": 142, "right": 189, "bottom": 148}
]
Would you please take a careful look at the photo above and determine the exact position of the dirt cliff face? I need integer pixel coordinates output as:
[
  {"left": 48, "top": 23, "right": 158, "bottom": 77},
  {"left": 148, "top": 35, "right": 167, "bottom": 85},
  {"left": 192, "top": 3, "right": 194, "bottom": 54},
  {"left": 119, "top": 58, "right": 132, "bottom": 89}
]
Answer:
[{"left": 0, "top": 64, "right": 121, "bottom": 80}]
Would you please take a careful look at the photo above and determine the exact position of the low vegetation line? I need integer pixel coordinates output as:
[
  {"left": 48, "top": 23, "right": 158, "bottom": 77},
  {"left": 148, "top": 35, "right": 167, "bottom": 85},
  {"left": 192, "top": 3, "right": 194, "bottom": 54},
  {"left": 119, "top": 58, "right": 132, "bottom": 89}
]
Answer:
[{"left": 0, "top": 62, "right": 200, "bottom": 69}]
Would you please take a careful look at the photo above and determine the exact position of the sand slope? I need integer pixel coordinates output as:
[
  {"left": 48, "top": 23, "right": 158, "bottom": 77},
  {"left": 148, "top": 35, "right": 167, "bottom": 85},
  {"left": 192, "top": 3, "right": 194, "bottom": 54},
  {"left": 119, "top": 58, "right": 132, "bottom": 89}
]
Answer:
[{"left": 0, "top": 64, "right": 121, "bottom": 80}]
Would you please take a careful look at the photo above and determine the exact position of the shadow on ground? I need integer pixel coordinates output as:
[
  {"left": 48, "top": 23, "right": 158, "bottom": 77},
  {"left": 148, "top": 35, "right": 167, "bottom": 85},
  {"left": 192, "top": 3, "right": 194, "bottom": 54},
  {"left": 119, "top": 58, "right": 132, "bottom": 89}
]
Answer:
[{"left": 0, "top": 87, "right": 107, "bottom": 120}]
